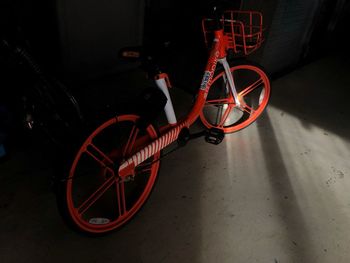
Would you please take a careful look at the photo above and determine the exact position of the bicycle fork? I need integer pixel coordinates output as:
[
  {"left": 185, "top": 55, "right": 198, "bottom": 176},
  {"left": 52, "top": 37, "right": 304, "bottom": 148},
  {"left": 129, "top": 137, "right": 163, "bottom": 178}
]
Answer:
[{"left": 219, "top": 57, "right": 241, "bottom": 108}]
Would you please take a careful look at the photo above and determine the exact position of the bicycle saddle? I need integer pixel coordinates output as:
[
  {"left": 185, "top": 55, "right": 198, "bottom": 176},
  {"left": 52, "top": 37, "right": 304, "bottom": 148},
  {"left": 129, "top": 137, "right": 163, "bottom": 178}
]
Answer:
[
  {"left": 119, "top": 42, "right": 173, "bottom": 77},
  {"left": 120, "top": 41, "right": 171, "bottom": 60}
]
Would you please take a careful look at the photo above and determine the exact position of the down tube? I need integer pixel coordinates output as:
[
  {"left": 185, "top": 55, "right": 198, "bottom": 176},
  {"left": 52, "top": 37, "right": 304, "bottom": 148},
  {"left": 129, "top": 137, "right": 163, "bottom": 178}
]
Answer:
[{"left": 186, "top": 41, "right": 221, "bottom": 125}]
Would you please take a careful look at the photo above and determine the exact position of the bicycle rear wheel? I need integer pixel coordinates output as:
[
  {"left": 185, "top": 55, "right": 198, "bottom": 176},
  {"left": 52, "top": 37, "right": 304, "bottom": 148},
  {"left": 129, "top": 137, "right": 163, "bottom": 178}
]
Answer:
[
  {"left": 57, "top": 114, "right": 160, "bottom": 235},
  {"left": 200, "top": 60, "right": 270, "bottom": 133}
]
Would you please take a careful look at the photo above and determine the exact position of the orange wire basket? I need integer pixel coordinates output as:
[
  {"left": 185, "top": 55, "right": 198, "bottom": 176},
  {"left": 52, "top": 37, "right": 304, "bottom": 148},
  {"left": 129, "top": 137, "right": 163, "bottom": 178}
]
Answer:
[{"left": 202, "top": 10, "right": 264, "bottom": 55}]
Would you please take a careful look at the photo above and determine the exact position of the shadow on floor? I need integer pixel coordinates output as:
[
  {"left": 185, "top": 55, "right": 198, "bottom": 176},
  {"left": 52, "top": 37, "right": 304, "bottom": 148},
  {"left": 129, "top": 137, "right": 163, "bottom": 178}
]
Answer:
[{"left": 257, "top": 111, "right": 316, "bottom": 262}]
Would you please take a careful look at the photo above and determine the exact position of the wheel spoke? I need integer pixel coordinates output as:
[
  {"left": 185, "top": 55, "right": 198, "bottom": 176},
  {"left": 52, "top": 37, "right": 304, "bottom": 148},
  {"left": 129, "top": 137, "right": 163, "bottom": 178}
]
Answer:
[
  {"left": 205, "top": 98, "right": 230, "bottom": 106},
  {"left": 218, "top": 104, "right": 234, "bottom": 127},
  {"left": 77, "top": 174, "right": 116, "bottom": 216},
  {"left": 116, "top": 180, "right": 127, "bottom": 216},
  {"left": 241, "top": 103, "right": 254, "bottom": 115},
  {"left": 137, "top": 166, "right": 152, "bottom": 174},
  {"left": 239, "top": 78, "right": 263, "bottom": 98},
  {"left": 123, "top": 124, "right": 139, "bottom": 157},
  {"left": 85, "top": 143, "right": 113, "bottom": 167},
  {"left": 135, "top": 160, "right": 155, "bottom": 175}
]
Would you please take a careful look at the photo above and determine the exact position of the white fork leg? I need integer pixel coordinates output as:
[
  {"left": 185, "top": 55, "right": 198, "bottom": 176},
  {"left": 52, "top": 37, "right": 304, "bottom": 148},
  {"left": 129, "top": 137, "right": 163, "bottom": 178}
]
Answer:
[
  {"left": 222, "top": 74, "right": 229, "bottom": 94},
  {"left": 155, "top": 78, "right": 177, "bottom": 125},
  {"left": 219, "top": 58, "right": 241, "bottom": 108}
]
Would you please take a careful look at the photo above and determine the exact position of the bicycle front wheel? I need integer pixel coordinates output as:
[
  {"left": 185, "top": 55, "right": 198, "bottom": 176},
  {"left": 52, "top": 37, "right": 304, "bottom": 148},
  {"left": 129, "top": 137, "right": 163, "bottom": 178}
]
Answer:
[
  {"left": 57, "top": 114, "right": 160, "bottom": 235},
  {"left": 200, "top": 60, "right": 271, "bottom": 133}
]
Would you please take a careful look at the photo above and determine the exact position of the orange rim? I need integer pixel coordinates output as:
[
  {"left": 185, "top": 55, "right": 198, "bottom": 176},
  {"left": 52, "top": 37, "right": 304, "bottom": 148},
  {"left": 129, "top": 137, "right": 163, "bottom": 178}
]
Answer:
[
  {"left": 200, "top": 64, "right": 270, "bottom": 133},
  {"left": 65, "top": 115, "right": 160, "bottom": 234}
]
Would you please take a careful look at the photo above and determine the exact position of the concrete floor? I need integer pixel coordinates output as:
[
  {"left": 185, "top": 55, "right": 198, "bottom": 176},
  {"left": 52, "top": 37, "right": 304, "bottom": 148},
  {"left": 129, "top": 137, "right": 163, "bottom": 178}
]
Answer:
[{"left": 1, "top": 54, "right": 350, "bottom": 263}]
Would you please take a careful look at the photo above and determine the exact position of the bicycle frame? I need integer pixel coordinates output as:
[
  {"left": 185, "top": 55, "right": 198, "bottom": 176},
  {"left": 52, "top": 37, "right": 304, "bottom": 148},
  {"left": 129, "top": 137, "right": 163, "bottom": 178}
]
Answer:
[{"left": 119, "top": 29, "right": 236, "bottom": 178}]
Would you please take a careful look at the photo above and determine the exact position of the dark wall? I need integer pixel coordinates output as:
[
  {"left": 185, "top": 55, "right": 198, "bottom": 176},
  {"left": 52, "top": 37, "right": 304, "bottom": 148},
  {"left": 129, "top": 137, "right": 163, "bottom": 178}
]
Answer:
[
  {"left": 56, "top": 0, "right": 145, "bottom": 77},
  {"left": 4, "top": 0, "right": 348, "bottom": 82},
  {"left": 243, "top": 0, "right": 319, "bottom": 74},
  {"left": 0, "top": 0, "right": 58, "bottom": 73},
  {"left": 245, "top": 0, "right": 350, "bottom": 74},
  {"left": 144, "top": 0, "right": 242, "bottom": 46},
  {"left": 306, "top": 0, "right": 349, "bottom": 60},
  {"left": 2, "top": 0, "right": 144, "bottom": 78}
]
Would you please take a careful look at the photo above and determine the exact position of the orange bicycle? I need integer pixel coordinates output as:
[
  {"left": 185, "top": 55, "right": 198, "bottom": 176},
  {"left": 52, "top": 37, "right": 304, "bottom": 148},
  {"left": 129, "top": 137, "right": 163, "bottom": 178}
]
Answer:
[{"left": 57, "top": 9, "right": 271, "bottom": 235}]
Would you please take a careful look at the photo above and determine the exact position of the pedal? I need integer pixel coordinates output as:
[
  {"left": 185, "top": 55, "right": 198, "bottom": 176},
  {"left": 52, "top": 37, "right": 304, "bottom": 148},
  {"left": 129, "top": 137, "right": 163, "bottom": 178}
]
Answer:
[{"left": 205, "top": 128, "right": 225, "bottom": 145}]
